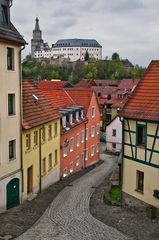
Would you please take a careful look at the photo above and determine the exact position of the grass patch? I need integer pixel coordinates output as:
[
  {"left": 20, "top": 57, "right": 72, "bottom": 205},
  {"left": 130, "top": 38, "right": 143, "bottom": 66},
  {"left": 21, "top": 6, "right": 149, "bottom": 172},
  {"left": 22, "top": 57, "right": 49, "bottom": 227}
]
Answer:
[{"left": 110, "top": 185, "right": 121, "bottom": 202}]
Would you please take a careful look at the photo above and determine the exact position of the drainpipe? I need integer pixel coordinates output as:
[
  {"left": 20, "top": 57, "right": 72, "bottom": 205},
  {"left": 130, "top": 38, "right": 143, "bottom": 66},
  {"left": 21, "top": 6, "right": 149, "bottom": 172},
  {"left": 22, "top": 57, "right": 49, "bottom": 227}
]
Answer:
[
  {"left": 119, "top": 116, "right": 124, "bottom": 208},
  {"left": 39, "top": 127, "right": 42, "bottom": 193},
  {"left": 84, "top": 119, "right": 88, "bottom": 169},
  {"left": 19, "top": 44, "right": 25, "bottom": 202}
]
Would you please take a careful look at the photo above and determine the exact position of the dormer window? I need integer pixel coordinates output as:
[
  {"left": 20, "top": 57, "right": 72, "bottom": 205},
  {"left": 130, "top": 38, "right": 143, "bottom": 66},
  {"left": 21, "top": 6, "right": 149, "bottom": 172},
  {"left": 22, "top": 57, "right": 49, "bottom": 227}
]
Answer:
[
  {"left": 76, "top": 111, "right": 79, "bottom": 121},
  {"left": 118, "top": 94, "right": 123, "bottom": 99},
  {"left": 62, "top": 116, "right": 66, "bottom": 128},
  {"left": 81, "top": 110, "right": 84, "bottom": 119},
  {"left": 69, "top": 114, "right": 73, "bottom": 124}
]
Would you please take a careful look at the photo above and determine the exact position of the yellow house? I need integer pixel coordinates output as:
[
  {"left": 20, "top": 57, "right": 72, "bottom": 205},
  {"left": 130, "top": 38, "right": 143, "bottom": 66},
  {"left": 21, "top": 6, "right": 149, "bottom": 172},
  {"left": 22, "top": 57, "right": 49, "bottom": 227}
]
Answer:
[
  {"left": 22, "top": 80, "right": 61, "bottom": 200},
  {"left": 121, "top": 60, "right": 159, "bottom": 209},
  {"left": 0, "top": 1, "right": 26, "bottom": 212}
]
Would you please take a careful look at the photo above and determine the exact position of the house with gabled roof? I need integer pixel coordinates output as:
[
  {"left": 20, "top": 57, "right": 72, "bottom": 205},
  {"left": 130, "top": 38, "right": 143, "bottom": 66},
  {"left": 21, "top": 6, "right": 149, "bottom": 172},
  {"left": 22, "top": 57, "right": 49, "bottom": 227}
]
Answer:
[
  {"left": 0, "top": 0, "right": 26, "bottom": 212},
  {"left": 121, "top": 60, "right": 159, "bottom": 209},
  {"left": 22, "top": 80, "right": 61, "bottom": 200}
]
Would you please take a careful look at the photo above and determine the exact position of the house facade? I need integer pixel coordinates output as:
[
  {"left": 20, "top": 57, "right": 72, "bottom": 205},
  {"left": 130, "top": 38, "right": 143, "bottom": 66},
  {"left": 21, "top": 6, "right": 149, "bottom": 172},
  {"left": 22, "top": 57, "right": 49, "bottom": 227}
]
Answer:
[
  {"left": 0, "top": 0, "right": 26, "bottom": 212},
  {"left": 121, "top": 61, "right": 159, "bottom": 209},
  {"left": 106, "top": 116, "right": 122, "bottom": 153},
  {"left": 22, "top": 80, "right": 61, "bottom": 200}
]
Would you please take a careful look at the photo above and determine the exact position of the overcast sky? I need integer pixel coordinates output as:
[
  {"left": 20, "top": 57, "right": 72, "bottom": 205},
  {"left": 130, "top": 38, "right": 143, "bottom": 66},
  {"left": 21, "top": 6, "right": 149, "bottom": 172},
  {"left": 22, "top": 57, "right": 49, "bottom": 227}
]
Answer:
[{"left": 11, "top": 0, "right": 159, "bottom": 67}]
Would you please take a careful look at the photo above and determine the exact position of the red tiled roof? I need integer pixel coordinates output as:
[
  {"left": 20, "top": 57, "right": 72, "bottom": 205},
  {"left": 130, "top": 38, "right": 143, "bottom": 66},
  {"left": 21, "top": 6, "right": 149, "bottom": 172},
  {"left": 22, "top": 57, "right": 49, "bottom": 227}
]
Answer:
[
  {"left": 118, "top": 79, "right": 139, "bottom": 91},
  {"left": 22, "top": 80, "right": 61, "bottom": 129},
  {"left": 65, "top": 88, "right": 93, "bottom": 113},
  {"left": 94, "top": 79, "right": 120, "bottom": 87},
  {"left": 39, "top": 88, "right": 76, "bottom": 109},
  {"left": 75, "top": 79, "right": 97, "bottom": 88},
  {"left": 121, "top": 61, "right": 159, "bottom": 120},
  {"left": 38, "top": 80, "right": 67, "bottom": 88}
]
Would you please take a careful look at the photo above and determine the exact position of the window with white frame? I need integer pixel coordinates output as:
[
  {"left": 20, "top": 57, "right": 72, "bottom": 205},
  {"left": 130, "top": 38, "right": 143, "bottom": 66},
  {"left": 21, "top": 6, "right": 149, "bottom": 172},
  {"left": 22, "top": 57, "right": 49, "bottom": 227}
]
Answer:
[
  {"left": 70, "top": 137, "right": 74, "bottom": 152},
  {"left": 62, "top": 116, "right": 66, "bottom": 128},
  {"left": 91, "top": 145, "right": 95, "bottom": 156},
  {"left": 76, "top": 134, "right": 80, "bottom": 147},
  {"left": 91, "top": 126, "right": 95, "bottom": 137},
  {"left": 86, "top": 128, "right": 88, "bottom": 140},
  {"left": 112, "top": 129, "right": 116, "bottom": 137},
  {"left": 96, "top": 124, "right": 100, "bottom": 135},
  {"left": 26, "top": 133, "right": 31, "bottom": 151},
  {"left": 96, "top": 143, "right": 99, "bottom": 153},
  {"left": 70, "top": 162, "right": 73, "bottom": 173},
  {"left": 8, "top": 94, "right": 15, "bottom": 116},
  {"left": 76, "top": 156, "right": 80, "bottom": 166},
  {"left": 7, "top": 47, "right": 14, "bottom": 70},
  {"left": 76, "top": 111, "right": 79, "bottom": 121},
  {"left": 63, "top": 145, "right": 67, "bottom": 157},
  {"left": 92, "top": 106, "right": 95, "bottom": 118},
  {"left": 85, "top": 149, "right": 88, "bottom": 160},
  {"left": 81, "top": 130, "right": 84, "bottom": 143},
  {"left": 9, "top": 139, "right": 16, "bottom": 160},
  {"left": 41, "top": 128, "right": 45, "bottom": 143},
  {"left": 81, "top": 109, "right": 84, "bottom": 119},
  {"left": 69, "top": 114, "right": 73, "bottom": 124},
  {"left": 48, "top": 153, "right": 53, "bottom": 169},
  {"left": 63, "top": 167, "right": 67, "bottom": 177}
]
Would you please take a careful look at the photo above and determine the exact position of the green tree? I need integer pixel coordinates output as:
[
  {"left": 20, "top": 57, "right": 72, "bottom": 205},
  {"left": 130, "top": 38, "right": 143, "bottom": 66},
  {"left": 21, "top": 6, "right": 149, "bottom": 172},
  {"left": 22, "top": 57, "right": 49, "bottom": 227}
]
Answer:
[
  {"left": 84, "top": 50, "right": 90, "bottom": 61},
  {"left": 112, "top": 52, "right": 120, "bottom": 61}
]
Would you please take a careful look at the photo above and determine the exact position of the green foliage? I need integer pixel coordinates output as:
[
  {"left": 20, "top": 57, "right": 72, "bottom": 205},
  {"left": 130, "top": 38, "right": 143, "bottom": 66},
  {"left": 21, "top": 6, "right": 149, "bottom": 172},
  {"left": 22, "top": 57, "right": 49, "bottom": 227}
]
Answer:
[
  {"left": 84, "top": 50, "right": 90, "bottom": 61},
  {"left": 110, "top": 185, "right": 121, "bottom": 202},
  {"left": 112, "top": 52, "right": 120, "bottom": 60},
  {"left": 22, "top": 55, "right": 146, "bottom": 83}
]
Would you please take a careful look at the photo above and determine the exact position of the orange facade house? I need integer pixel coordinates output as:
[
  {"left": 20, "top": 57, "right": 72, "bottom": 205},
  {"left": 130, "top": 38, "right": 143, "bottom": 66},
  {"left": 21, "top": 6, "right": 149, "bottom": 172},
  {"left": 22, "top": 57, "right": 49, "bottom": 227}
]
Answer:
[{"left": 39, "top": 83, "right": 100, "bottom": 177}]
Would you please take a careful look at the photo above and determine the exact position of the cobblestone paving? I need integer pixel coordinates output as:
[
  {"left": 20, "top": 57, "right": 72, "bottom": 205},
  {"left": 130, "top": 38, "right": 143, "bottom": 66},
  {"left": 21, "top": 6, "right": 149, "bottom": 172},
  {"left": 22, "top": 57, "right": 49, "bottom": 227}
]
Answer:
[{"left": 17, "top": 154, "right": 131, "bottom": 240}]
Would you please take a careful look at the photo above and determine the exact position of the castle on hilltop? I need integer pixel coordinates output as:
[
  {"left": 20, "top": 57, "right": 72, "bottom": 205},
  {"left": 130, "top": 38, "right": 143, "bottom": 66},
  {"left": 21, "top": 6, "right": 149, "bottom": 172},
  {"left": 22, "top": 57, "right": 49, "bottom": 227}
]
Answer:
[{"left": 31, "top": 18, "right": 102, "bottom": 62}]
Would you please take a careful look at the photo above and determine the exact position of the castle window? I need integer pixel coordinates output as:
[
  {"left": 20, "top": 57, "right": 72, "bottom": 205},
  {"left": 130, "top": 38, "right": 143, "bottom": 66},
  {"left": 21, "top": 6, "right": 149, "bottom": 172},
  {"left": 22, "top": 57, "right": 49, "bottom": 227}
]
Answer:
[{"left": 136, "top": 170, "right": 144, "bottom": 192}]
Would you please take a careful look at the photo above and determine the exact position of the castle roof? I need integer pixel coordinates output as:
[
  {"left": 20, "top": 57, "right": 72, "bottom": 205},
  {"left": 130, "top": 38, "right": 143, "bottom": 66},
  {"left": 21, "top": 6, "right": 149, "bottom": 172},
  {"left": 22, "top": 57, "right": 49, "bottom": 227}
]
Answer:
[{"left": 53, "top": 39, "right": 102, "bottom": 48}]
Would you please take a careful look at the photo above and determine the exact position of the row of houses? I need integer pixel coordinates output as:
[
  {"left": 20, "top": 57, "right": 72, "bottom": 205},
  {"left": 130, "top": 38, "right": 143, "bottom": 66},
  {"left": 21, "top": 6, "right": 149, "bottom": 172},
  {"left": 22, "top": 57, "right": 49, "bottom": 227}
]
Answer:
[{"left": 0, "top": 1, "right": 100, "bottom": 212}]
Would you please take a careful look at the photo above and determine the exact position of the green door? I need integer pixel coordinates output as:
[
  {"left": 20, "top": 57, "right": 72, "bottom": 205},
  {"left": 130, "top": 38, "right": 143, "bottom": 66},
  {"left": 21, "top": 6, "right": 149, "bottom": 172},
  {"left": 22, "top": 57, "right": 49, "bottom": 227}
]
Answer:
[{"left": 7, "top": 178, "right": 20, "bottom": 209}]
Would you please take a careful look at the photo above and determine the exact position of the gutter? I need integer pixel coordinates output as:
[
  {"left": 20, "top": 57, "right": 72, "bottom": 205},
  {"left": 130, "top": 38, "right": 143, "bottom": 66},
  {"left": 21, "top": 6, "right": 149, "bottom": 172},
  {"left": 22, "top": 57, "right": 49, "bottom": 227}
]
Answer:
[{"left": 19, "top": 44, "right": 25, "bottom": 202}]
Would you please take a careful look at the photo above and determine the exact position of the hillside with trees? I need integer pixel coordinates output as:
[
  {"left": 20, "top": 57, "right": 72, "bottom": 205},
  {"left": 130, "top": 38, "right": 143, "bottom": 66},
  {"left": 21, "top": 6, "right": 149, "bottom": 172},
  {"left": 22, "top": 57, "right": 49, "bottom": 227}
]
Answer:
[{"left": 22, "top": 53, "right": 146, "bottom": 83}]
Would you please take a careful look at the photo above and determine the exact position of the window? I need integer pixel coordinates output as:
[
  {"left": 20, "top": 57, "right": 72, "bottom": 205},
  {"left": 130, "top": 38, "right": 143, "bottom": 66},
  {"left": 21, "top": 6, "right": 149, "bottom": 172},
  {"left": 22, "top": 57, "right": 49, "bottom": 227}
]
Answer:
[
  {"left": 96, "top": 143, "right": 99, "bottom": 153},
  {"left": 76, "top": 156, "right": 80, "bottom": 166},
  {"left": 137, "top": 125, "right": 146, "bottom": 146},
  {"left": 136, "top": 170, "right": 144, "bottom": 192},
  {"left": 7, "top": 47, "right": 14, "bottom": 70},
  {"left": 62, "top": 116, "right": 66, "bottom": 128},
  {"left": 96, "top": 124, "right": 100, "bottom": 135},
  {"left": 54, "top": 149, "right": 58, "bottom": 166},
  {"left": 48, "top": 153, "right": 52, "bottom": 169},
  {"left": 91, "top": 145, "right": 95, "bottom": 156},
  {"left": 70, "top": 162, "right": 73, "bottom": 173},
  {"left": 70, "top": 138, "right": 74, "bottom": 152},
  {"left": 76, "top": 111, "right": 79, "bottom": 121},
  {"left": 76, "top": 134, "right": 80, "bottom": 147},
  {"left": 8, "top": 94, "right": 15, "bottom": 115},
  {"left": 26, "top": 134, "right": 31, "bottom": 151},
  {"left": 34, "top": 131, "right": 38, "bottom": 146},
  {"left": 69, "top": 114, "right": 73, "bottom": 124},
  {"left": 63, "top": 167, "right": 67, "bottom": 177},
  {"left": 2, "top": 4, "right": 8, "bottom": 24},
  {"left": 91, "top": 126, "right": 95, "bottom": 137},
  {"left": 42, "top": 158, "right": 46, "bottom": 175},
  {"left": 54, "top": 122, "right": 58, "bottom": 137},
  {"left": 92, "top": 106, "right": 95, "bottom": 118},
  {"left": 9, "top": 140, "right": 16, "bottom": 160},
  {"left": 112, "top": 129, "right": 116, "bottom": 137},
  {"left": 81, "top": 131, "right": 84, "bottom": 143},
  {"left": 81, "top": 110, "right": 84, "bottom": 119},
  {"left": 48, "top": 125, "right": 52, "bottom": 139},
  {"left": 63, "top": 145, "right": 67, "bottom": 157},
  {"left": 85, "top": 149, "right": 88, "bottom": 160},
  {"left": 86, "top": 128, "right": 88, "bottom": 140},
  {"left": 41, "top": 128, "right": 45, "bottom": 142},
  {"left": 112, "top": 143, "right": 116, "bottom": 149}
]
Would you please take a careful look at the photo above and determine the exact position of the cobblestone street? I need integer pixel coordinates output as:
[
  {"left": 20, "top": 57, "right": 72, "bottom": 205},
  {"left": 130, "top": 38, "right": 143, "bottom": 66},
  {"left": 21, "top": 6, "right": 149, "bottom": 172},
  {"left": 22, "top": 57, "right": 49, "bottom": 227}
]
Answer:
[{"left": 16, "top": 152, "right": 130, "bottom": 240}]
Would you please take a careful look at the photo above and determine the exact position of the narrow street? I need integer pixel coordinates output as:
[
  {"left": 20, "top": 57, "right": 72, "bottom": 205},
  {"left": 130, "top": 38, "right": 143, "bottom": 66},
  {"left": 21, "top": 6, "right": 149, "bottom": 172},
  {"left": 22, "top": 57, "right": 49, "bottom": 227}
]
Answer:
[{"left": 17, "top": 147, "right": 130, "bottom": 240}]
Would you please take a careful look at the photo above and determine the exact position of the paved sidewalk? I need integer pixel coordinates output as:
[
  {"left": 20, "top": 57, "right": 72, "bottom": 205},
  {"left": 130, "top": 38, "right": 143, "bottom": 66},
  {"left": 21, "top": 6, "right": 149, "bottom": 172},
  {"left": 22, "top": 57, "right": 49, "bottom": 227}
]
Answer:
[
  {"left": 0, "top": 161, "right": 103, "bottom": 240},
  {"left": 16, "top": 154, "right": 130, "bottom": 240}
]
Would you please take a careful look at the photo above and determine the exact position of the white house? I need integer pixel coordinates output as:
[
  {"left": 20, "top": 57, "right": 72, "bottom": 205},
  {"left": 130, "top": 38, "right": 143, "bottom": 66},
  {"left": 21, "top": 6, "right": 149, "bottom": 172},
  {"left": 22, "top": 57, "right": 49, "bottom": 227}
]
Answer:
[
  {"left": 106, "top": 116, "right": 122, "bottom": 153},
  {"left": 34, "top": 39, "right": 102, "bottom": 62}
]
